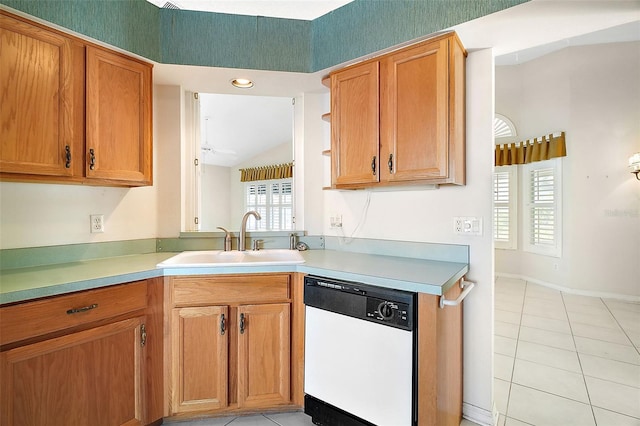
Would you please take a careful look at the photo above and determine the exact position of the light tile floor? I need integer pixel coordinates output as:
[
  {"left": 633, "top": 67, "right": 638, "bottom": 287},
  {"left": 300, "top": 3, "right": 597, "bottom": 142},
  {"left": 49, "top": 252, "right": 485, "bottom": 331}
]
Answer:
[
  {"left": 494, "top": 277, "right": 640, "bottom": 426},
  {"left": 165, "top": 411, "right": 483, "bottom": 426},
  {"left": 164, "top": 411, "right": 315, "bottom": 426}
]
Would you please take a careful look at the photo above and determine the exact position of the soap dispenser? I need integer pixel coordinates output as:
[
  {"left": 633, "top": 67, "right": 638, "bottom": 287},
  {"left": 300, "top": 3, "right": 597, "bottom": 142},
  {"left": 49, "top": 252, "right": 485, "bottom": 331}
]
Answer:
[{"left": 289, "top": 233, "right": 298, "bottom": 250}]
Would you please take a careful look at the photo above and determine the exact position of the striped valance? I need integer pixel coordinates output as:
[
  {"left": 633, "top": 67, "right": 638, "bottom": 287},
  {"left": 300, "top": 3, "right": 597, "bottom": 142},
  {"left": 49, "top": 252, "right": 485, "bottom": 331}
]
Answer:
[
  {"left": 240, "top": 162, "right": 293, "bottom": 182},
  {"left": 495, "top": 132, "right": 566, "bottom": 166}
]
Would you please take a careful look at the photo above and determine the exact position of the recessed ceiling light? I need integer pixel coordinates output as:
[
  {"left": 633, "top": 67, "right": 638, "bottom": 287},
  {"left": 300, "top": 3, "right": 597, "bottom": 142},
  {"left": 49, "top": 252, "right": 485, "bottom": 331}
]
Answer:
[{"left": 231, "top": 78, "right": 254, "bottom": 89}]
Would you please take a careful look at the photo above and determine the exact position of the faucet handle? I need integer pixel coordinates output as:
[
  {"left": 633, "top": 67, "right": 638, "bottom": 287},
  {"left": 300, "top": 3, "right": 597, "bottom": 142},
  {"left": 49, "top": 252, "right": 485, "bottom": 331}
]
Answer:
[
  {"left": 252, "top": 239, "right": 264, "bottom": 251},
  {"left": 217, "top": 227, "right": 233, "bottom": 251}
]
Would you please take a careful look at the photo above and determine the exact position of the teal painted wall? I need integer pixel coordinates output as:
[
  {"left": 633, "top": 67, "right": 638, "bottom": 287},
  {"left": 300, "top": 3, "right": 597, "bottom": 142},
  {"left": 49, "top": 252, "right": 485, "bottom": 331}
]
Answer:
[
  {"left": 0, "top": 0, "right": 528, "bottom": 72},
  {"left": 312, "top": 0, "right": 529, "bottom": 70},
  {"left": 160, "top": 10, "right": 311, "bottom": 72},
  {"left": 1, "top": 0, "right": 160, "bottom": 60}
]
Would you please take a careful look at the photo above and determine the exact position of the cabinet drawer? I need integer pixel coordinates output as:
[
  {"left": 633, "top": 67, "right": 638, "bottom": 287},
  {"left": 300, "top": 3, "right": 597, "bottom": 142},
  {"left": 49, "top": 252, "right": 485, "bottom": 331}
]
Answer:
[
  {"left": 0, "top": 281, "right": 147, "bottom": 346},
  {"left": 172, "top": 274, "right": 290, "bottom": 306}
]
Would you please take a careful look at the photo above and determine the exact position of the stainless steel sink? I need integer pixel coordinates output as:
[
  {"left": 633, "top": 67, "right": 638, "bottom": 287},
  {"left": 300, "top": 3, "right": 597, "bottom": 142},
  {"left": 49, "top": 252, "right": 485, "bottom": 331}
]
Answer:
[{"left": 157, "top": 249, "right": 305, "bottom": 268}]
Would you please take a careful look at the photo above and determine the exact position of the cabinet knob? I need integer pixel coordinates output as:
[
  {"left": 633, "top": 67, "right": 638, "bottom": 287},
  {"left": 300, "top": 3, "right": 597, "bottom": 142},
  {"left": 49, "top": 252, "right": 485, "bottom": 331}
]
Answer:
[
  {"left": 89, "top": 148, "right": 96, "bottom": 170},
  {"left": 371, "top": 156, "right": 377, "bottom": 176},
  {"left": 65, "top": 145, "right": 71, "bottom": 168}
]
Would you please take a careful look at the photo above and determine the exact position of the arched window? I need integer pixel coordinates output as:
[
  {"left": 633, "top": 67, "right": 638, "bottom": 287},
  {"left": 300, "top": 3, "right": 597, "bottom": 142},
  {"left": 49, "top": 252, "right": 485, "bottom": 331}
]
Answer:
[{"left": 494, "top": 114, "right": 517, "bottom": 138}]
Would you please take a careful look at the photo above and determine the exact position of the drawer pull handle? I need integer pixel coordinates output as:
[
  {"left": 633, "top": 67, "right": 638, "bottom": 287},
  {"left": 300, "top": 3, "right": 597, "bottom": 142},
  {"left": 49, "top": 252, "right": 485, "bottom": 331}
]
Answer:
[
  {"left": 220, "top": 313, "right": 226, "bottom": 335},
  {"left": 371, "top": 155, "right": 377, "bottom": 176},
  {"left": 89, "top": 148, "right": 96, "bottom": 170},
  {"left": 239, "top": 313, "right": 245, "bottom": 334},
  {"left": 66, "top": 303, "right": 98, "bottom": 315}
]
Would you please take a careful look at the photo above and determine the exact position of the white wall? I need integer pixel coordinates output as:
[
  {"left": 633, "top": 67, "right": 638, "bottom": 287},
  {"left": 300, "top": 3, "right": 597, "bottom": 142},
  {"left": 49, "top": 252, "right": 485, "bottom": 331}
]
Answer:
[
  {"left": 301, "top": 93, "right": 329, "bottom": 236},
  {"left": 0, "top": 85, "right": 184, "bottom": 249},
  {"left": 200, "top": 164, "right": 231, "bottom": 231},
  {"left": 495, "top": 42, "right": 640, "bottom": 298},
  {"left": 156, "top": 85, "right": 183, "bottom": 238},
  {"left": 323, "top": 49, "right": 496, "bottom": 421}
]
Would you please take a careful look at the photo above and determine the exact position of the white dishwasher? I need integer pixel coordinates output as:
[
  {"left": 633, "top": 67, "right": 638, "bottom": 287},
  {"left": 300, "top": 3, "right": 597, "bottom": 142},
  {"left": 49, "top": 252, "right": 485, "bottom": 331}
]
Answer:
[{"left": 304, "top": 275, "right": 417, "bottom": 426}]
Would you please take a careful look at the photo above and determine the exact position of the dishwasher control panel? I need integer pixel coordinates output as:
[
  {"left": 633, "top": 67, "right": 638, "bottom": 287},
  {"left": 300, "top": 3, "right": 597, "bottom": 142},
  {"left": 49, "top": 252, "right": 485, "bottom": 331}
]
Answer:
[
  {"left": 366, "top": 297, "right": 411, "bottom": 328},
  {"left": 304, "top": 275, "right": 415, "bottom": 331}
]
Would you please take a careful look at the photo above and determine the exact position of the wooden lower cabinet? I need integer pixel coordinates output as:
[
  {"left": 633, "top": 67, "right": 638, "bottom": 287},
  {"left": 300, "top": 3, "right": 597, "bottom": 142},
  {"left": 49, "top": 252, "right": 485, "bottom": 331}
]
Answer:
[
  {"left": 0, "top": 278, "right": 164, "bottom": 426},
  {"left": 172, "top": 306, "right": 229, "bottom": 413},
  {"left": 167, "top": 274, "right": 294, "bottom": 418},
  {"left": 417, "top": 282, "right": 463, "bottom": 426},
  {"left": 237, "top": 303, "right": 290, "bottom": 409},
  {"left": 1, "top": 317, "right": 146, "bottom": 426}
]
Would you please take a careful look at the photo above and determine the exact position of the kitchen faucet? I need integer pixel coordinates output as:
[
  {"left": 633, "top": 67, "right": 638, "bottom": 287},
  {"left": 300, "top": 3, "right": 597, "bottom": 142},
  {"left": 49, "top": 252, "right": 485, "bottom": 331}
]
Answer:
[{"left": 239, "top": 211, "right": 261, "bottom": 251}]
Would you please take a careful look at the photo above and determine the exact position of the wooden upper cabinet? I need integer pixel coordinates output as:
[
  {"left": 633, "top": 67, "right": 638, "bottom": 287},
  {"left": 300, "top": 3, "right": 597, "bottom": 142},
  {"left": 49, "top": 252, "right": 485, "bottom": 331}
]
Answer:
[
  {"left": 330, "top": 32, "right": 466, "bottom": 188},
  {"left": 380, "top": 38, "right": 449, "bottom": 183},
  {"left": 0, "top": 12, "right": 82, "bottom": 178},
  {"left": 331, "top": 61, "right": 380, "bottom": 187},
  {"left": 86, "top": 46, "right": 152, "bottom": 186},
  {"left": 0, "top": 11, "right": 153, "bottom": 187}
]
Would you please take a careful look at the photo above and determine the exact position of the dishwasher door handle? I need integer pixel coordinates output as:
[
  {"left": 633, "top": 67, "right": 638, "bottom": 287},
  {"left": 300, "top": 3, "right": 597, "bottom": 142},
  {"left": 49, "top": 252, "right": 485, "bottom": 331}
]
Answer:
[{"left": 439, "top": 278, "right": 475, "bottom": 309}]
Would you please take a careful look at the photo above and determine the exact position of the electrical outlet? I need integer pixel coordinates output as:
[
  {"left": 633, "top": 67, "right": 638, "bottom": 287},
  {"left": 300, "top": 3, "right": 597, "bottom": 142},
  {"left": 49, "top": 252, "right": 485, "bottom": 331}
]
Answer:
[
  {"left": 90, "top": 214, "right": 104, "bottom": 233},
  {"left": 454, "top": 217, "right": 464, "bottom": 233},
  {"left": 453, "top": 216, "right": 483, "bottom": 236},
  {"left": 330, "top": 214, "right": 342, "bottom": 228}
]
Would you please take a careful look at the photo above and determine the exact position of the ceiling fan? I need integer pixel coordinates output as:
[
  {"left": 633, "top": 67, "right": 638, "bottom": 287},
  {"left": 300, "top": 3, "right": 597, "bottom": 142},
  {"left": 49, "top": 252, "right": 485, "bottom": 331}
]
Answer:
[
  {"left": 201, "top": 144, "right": 237, "bottom": 156},
  {"left": 201, "top": 116, "right": 237, "bottom": 158}
]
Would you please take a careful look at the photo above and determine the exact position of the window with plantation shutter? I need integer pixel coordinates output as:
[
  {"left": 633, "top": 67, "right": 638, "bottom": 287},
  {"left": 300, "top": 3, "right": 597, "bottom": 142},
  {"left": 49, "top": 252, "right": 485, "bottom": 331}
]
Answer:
[
  {"left": 245, "top": 178, "right": 293, "bottom": 231},
  {"left": 522, "top": 159, "right": 562, "bottom": 257},
  {"left": 493, "top": 166, "right": 517, "bottom": 249}
]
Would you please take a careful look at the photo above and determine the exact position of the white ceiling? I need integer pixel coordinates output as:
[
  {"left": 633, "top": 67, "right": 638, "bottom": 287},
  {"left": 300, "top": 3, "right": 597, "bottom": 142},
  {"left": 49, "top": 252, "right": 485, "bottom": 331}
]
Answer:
[
  {"left": 199, "top": 94, "right": 293, "bottom": 167},
  {"left": 145, "top": 0, "right": 353, "bottom": 20}
]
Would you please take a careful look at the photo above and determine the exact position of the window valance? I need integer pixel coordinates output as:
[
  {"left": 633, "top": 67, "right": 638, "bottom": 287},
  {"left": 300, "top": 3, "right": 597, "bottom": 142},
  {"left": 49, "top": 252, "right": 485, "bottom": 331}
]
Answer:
[
  {"left": 239, "top": 162, "right": 293, "bottom": 182},
  {"left": 495, "top": 132, "right": 566, "bottom": 166}
]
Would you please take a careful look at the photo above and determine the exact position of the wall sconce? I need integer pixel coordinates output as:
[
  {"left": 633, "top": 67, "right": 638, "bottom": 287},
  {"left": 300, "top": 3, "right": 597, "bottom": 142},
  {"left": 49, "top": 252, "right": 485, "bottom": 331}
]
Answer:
[{"left": 630, "top": 152, "right": 640, "bottom": 180}]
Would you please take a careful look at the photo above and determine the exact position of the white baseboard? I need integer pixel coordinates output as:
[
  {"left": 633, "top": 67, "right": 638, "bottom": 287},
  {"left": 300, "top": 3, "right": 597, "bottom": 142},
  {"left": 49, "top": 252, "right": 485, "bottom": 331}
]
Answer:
[
  {"left": 495, "top": 272, "right": 640, "bottom": 303},
  {"left": 463, "top": 402, "right": 494, "bottom": 426}
]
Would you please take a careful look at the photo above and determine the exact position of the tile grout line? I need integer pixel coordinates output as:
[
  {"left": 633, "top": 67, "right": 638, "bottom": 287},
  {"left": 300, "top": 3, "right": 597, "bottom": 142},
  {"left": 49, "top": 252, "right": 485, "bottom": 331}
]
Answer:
[
  {"left": 601, "top": 299, "right": 640, "bottom": 357},
  {"left": 502, "top": 280, "right": 528, "bottom": 423},
  {"left": 561, "top": 290, "right": 598, "bottom": 426}
]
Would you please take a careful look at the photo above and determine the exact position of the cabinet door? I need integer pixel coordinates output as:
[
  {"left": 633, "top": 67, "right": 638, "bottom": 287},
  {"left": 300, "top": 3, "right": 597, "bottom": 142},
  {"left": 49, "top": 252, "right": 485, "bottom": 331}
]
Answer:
[
  {"left": 171, "top": 306, "right": 228, "bottom": 414},
  {"left": 86, "top": 46, "right": 152, "bottom": 185},
  {"left": 380, "top": 38, "right": 449, "bottom": 182},
  {"left": 237, "top": 303, "right": 290, "bottom": 408},
  {"left": 0, "top": 13, "right": 81, "bottom": 177},
  {"left": 331, "top": 61, "right": 380, "bottom": 187},
  {"left": 0, "top": 317, "right": 146, "bottom": 426}
]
